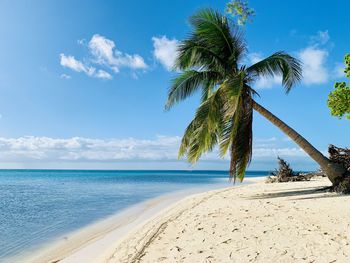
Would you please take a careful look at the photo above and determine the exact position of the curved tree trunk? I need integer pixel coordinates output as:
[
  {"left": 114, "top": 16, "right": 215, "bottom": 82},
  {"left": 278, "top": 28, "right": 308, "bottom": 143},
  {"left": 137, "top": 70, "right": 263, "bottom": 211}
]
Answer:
[{"left": 252, "top": 100, "right": 346, "bottom": 185}]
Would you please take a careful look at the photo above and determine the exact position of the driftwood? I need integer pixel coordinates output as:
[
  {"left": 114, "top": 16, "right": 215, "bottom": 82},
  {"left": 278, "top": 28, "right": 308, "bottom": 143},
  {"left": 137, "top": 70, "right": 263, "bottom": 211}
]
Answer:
[
  {"left": 266, "top": 145, "right": 350, "bottom": 188},
  {"left": 329, "top": 144, "right": 350, "bottom": 171},
  {"left": 266, "top": 157, "right": 312, "bottom": 183},
  {"left": 328, "top": 145, "right": 350, "bottom": 193}
]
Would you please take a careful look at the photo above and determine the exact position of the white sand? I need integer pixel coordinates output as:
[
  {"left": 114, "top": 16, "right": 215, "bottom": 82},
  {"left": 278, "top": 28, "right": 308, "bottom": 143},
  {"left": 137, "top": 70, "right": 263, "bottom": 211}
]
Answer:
[
  {"left": 21, "top": 176, "right": 350, "bottom": 263},
  {"left": 106, "top": 177, "right": 350, "bottom": 263}
]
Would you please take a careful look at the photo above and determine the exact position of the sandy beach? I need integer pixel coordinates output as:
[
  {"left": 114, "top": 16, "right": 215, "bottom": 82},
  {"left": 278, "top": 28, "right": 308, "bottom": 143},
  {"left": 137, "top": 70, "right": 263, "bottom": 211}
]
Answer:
[
  {"left": 106, "top": 177, "right": 350, "bottom": 263},
  {"left": 14, "top": 178, "right": 350, "bottom": 263},
  {"left": 22, "top": 176, "right": 350, "bottom": 263}
]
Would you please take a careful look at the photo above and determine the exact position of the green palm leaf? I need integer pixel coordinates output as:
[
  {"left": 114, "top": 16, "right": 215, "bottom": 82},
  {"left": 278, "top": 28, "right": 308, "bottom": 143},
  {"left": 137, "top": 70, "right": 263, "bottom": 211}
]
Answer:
[
  {"left": 176, "top": 9, "right": 246, "bottom": 73},
  {"left": 166, "top": 70, "right": 223, "bottom": 109},
  {"left": 178, "top": 86, "right": 226, "bottom": 162},
  {"left": 246, "top": 52, "right": 302, "bottom": 92},
  {"left": 228, "top": 95, "right": 253, "bottom": 182}
]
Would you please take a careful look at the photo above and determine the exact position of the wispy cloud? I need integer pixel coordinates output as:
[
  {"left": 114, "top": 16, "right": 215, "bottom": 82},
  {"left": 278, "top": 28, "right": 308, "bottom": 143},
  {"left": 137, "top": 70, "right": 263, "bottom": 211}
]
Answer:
[
  {"left": 88, "top": 34, "right": 148, "bottom": 72},
  {"left": 60, "top": 54, "right": 94, "bottom": 75},
  {"left": 60, "top": 34, "right": 147, "bottom": 80},
  {"left": 297, "top": 30, "right": 331, "bottom": 85},
  {"left": 253, "top": 147, "right": 307, "bottom": 158},
  {"left": 95, "top": 69, "right": 113, "bottom": 80},
  {"left": 60, "top": 54, "right": 111, "bottom": 79},
  {"left": 152, "top": 36, "right": 179, "bottom": 71}
]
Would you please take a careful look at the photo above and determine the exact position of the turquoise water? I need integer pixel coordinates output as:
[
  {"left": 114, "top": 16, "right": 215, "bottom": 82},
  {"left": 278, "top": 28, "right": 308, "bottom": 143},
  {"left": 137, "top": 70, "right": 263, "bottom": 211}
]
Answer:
[{"left": 0, "top": 169, "right": 268, "bottom": 261}]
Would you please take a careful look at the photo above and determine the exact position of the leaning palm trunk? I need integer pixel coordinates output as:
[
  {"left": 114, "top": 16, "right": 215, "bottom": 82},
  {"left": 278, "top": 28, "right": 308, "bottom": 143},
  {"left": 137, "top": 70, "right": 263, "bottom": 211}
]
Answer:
[{"left": 252, "top": 100, "right": 346, "bottom": 185}]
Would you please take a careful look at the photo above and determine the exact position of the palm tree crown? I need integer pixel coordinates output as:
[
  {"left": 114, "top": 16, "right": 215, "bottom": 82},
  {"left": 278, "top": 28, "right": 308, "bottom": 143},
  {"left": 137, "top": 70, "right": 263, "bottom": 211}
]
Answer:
[{"left": 166, "top": 8, "right": 302, "bottom": 182}]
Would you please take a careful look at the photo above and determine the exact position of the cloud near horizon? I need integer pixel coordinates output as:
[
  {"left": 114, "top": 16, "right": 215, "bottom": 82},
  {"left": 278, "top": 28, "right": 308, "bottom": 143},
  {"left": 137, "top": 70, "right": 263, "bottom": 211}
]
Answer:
[{"left": 0, "top": 136, "right": 314, "bottom": 168}]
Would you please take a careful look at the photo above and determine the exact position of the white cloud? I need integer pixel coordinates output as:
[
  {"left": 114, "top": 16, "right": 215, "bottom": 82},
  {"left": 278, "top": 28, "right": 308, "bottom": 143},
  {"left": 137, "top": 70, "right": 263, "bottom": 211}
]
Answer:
[
  {"left": 60, "top": 54, "right": 94, "bottom": 75},
  {"left": 60, "top": 34, "right": 147, "bottom": 80},
  {"left": 298, "top": 47, "right": 329, "bottom": 85},
  {"left": 89, "top": 34, "right": 115, "bottom": 65},
  {"left": 255, "top": 75, "right": 282, "bottom": 89},
  {"left": 88, "top": 34, "right": 148, "bottom": 72},
  {"left": 296, "top": 30, "right": 331, "bottom": 85},
  {"left": 60, "top": 54, "right": 113, "bottom": 80},
  {"left": 0, "top": 136, "right": 181, "bottom": 162},
  {"left": 0, "top": 135, "right": 316, "bottom": 166},
  {"left": 0, "top": 135, "right": 320, "bottom": 170},
  {"left": 253, "top": 147, "right": 307, "bottom": 158},
  {"left": 152, "top": 36, "right": 179, "bottom": 71},
  {"left": 95, "top": 69, "right": 113, "bottom": 80}
]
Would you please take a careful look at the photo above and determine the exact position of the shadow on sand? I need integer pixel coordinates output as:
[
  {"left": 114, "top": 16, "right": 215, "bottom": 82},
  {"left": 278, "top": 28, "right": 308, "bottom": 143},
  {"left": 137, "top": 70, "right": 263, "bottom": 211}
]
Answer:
[{"left": 248, "top": 186, "right": 341, "bottom": 201}]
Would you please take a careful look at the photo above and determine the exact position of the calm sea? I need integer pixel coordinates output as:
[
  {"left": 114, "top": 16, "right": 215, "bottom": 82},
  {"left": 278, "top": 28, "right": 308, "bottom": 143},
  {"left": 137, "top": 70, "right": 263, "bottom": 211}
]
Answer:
[{"left": 0, "top": 169, "right": 268, "bottom": 261}]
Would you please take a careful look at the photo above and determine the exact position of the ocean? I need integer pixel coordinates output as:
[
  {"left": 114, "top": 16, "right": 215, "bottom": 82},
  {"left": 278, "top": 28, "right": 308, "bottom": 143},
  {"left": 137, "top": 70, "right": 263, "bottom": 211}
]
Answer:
[{"left": 0, "top": 169, "right": 268, "bottom": 261}]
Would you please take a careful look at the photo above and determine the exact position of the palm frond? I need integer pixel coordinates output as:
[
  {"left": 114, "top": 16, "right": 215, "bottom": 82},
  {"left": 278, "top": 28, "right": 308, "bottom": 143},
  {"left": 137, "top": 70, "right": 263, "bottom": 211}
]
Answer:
[
  {"left": 189, "top": 9, "right": 234, "bottom": 57},
  {"left": 178, "top": 86, "right": 227, "bottom": 162},
  {"left": 176, "top": 8, "right": 246, "bottom": 73},
  {"left": 246, "top": 52, "right": 302, "bottom": 93},
  {"left": 175, "top": 37, "right": 229, "bottom": 73},
  {"left": 218, "top": 75, "right": 246, "bottom": 156},
  {"left": 166, "top": 70, "right": 223, "bottom": 109},
  {"left": 228, "top": 94, "right": 253, "bottom": 182}
]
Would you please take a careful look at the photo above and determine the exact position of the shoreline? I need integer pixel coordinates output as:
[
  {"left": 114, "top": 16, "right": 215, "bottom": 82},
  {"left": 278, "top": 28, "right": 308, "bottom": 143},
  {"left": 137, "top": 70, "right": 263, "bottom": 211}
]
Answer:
[{"left": 13, "top": 178, "right": 260, "bottom": 263}]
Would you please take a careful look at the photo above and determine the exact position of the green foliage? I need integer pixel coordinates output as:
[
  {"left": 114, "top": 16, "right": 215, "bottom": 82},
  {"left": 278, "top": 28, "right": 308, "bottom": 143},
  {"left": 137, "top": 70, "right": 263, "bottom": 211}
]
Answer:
[
  {"left": 345, "top": 54, "right": 350, "bottom": 78},
  {"left": 328, "top": 82, "right": 350, "bottom": 119},
  {"left": 328, "top": 54, "right": 350, "bottom": 120},
  {"left": 226, "top": 0, "right": 255, "bottom": 26},
  {"left": 166, "top": 9, "right": 302, "bottom": 182}
]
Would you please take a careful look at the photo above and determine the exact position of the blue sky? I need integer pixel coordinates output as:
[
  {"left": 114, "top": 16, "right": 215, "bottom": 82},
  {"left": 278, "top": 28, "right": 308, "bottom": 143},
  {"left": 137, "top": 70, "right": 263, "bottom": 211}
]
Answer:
[{"left": 0, "top": 0, "right": 348, "bottom": 170}]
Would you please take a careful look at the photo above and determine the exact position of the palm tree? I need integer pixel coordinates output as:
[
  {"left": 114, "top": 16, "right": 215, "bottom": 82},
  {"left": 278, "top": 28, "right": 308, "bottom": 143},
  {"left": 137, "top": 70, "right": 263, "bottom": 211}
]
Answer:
[{"left": 166, "top": 8, "right": 346, "bottom": 185}]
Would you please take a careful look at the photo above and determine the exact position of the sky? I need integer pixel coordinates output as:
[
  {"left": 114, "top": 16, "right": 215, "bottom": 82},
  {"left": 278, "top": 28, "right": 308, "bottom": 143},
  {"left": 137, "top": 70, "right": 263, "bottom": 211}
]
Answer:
[{"left": 0, "top": 0, "right": 348, "bottom": 171}]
